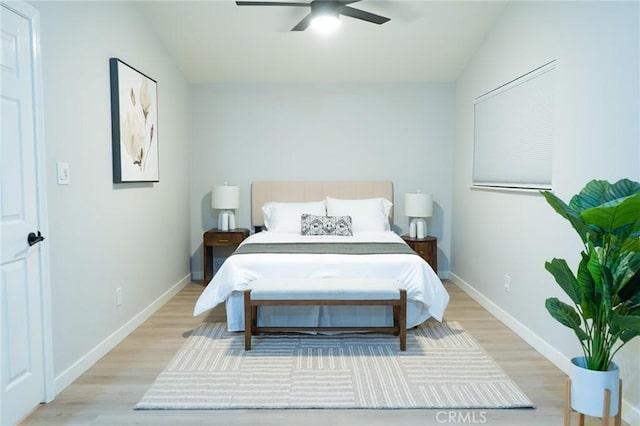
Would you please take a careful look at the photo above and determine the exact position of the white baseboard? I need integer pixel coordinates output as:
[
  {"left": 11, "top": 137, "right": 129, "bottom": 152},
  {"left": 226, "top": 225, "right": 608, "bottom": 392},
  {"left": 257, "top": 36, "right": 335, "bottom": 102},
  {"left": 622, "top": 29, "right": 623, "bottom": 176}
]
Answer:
[
  {"left": 448, "top": 272, "right": 638, "bottom": 425},
  {"left": 622, "top": 401, "right": 640, "bottom": 426},
  {"left": 448, "top": 272, "right": 572, "bottom": 373},
  {"left": 53, "top": 274, "right": 191, "bottom": 395}
]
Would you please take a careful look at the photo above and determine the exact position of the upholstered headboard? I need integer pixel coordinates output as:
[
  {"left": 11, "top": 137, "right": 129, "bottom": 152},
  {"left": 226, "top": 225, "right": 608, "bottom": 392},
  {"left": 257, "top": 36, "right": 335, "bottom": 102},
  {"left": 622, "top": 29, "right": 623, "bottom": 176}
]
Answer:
[{"left": 251, "top": 181, "right": 393, "bottom": 227}]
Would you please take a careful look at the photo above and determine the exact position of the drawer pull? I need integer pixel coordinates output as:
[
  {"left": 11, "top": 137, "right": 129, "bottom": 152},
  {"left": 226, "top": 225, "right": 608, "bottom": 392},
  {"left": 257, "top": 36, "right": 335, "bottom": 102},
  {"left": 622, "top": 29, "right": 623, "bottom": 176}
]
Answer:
[{"left": 218, "top": 239, "right": 229, "bottom": 243}]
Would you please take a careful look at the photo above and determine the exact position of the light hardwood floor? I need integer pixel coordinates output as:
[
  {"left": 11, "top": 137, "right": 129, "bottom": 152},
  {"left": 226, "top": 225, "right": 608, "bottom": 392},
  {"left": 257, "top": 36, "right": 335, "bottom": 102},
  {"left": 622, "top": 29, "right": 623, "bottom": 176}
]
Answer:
[{"left": 21, "top": 281, "right": 625, "bottom": 426}]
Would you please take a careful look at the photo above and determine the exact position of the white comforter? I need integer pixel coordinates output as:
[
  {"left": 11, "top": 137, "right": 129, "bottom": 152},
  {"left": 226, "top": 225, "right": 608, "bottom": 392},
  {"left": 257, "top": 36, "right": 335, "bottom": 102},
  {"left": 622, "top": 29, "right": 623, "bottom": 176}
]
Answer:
[{"left": 193, "top": 231, "right": 450, "bottom": 331}]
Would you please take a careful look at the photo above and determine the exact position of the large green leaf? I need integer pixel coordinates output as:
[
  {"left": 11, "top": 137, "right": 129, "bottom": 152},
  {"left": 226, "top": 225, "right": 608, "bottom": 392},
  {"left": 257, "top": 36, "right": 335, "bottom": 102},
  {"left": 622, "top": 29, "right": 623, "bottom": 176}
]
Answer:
[
  {"left": 545, "top": 297, "right": 589, "bottom": 341},
  {"left": 577, "top": 181, "right": 640, "bottom": 255},
  {"left": 612, "top": 251, "right": 640, "bottom": 289},
  {"left": 571, "top": 179, "right": 640, "bottom": 211},
  {"left": 581, "top": 193, "right": 640, "bottom": 234},
  {"left": 578, "top": 253, "right": 596, "bottom": 318},
  {"left": 586, "top": 246, "right": 605, "bottom": 297},
  {"left": 601, "top": 266, "right": 614, "bottom": 315},
  {"left": 568, "top": 180, "right": 610, "bottom": 211},
  {"left": 610, "top": 312, "right": 640, "bottom": 334},
  {"left": 622, "top": 234, "right": 640, "bottom": 252},
  {"left": 613, "top": 302, "right": 640, "bottom": 318},
  {"left": 616, "top": 254, "right": 640, "bottom": 300},
  {"left": 545, "top": 259, "right": 582, "bottom": 304}
]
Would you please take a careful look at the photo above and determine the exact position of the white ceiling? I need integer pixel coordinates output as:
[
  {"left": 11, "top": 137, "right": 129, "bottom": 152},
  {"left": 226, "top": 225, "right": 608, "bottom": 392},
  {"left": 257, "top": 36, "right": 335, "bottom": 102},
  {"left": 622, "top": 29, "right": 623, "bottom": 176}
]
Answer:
[{"left": 136, "top": 1, "right": 508, "bottom": 83}]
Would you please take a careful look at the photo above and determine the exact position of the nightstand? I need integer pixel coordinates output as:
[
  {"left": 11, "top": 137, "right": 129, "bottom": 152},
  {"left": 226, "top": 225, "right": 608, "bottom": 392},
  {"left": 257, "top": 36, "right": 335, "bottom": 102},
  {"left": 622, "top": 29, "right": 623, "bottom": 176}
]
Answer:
[
  {"left": 202, "top": 228, "right": 249, "bottom": 284},
  {"left": 402, "top": 235, "right": 438, "bottom": 274}
]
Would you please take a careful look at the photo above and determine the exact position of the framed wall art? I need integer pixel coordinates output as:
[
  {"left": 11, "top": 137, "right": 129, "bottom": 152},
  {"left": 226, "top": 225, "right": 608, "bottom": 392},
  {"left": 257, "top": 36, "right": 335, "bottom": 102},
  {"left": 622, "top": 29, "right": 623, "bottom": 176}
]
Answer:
[{"left": 109, "top": 58, "right": 159, "bottom": 183}]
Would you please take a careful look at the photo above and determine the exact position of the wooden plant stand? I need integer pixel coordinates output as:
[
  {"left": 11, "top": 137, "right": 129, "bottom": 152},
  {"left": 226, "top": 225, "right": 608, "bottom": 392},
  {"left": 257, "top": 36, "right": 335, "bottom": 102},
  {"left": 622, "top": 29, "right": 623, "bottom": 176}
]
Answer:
[{"left": 564, "top": 377, "right": 622, "bottom": 426}]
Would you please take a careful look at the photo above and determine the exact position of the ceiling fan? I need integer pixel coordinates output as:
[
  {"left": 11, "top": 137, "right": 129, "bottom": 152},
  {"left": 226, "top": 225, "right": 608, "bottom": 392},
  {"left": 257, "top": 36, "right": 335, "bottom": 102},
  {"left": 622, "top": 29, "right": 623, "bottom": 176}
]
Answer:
[{"left": 235, "top": 1, "right": 390, "bottom": 32}]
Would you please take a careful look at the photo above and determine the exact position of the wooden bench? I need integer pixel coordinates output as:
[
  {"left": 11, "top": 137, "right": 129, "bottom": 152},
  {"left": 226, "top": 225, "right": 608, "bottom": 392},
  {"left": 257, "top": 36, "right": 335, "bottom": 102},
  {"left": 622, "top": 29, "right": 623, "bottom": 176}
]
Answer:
[{"left": 243, "top": 278, "right": 407, "bottom": 351}]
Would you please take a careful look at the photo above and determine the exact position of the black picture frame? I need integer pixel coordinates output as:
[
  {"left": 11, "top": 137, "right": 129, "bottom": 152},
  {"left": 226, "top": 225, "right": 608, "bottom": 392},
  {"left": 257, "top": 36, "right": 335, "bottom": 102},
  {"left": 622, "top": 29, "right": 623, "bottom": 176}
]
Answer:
[{"left": 109, "top": 58, "right": 159, "bottom": 183}]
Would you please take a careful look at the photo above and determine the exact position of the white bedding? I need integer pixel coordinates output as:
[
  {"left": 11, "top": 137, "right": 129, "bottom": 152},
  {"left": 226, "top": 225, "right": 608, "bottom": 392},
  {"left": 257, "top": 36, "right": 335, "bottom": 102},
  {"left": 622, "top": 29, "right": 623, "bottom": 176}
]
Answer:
[{"left": 193, "top": 231, "right": 450, "bottom": 331}]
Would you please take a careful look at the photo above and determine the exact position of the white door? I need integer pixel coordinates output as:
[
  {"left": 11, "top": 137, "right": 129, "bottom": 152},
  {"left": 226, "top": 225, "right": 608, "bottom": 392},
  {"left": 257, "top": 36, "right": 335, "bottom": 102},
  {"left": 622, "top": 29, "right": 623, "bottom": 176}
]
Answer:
[{"left": 1, "top": 2, "right": 51, "bottom": 424}]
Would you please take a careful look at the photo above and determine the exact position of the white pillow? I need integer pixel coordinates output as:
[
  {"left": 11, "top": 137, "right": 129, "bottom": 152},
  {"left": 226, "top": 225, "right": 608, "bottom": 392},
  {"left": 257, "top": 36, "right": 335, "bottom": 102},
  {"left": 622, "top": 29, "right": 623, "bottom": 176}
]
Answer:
[
  {"left": 261, "top": 201, "right": 326, "bottom": 233},
  {"left": 325, "top": 197, "right": 392, "bottom": 233}
]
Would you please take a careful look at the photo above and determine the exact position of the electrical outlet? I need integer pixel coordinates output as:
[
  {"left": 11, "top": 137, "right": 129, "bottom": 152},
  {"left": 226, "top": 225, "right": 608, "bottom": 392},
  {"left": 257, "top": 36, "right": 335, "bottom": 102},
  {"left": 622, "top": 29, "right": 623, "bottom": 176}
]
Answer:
[
  {"left": 504, "top": 275, "right": 511, "bottom": 293},
  {"left": 116, "top": 287, "right": 123, "bottom": 306}
]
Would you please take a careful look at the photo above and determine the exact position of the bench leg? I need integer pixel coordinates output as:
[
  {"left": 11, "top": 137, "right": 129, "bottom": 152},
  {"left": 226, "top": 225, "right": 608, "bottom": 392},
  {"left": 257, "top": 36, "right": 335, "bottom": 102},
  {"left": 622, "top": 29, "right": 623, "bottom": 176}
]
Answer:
[
  {"left": 399, "top": 289, "right": 406, "bottom": 351},
  {"left": 244, "top": 290, "right": 252, "bottom": 350},
  {"left": 393, "top": 305, "right": 399, "bottom": 336}
]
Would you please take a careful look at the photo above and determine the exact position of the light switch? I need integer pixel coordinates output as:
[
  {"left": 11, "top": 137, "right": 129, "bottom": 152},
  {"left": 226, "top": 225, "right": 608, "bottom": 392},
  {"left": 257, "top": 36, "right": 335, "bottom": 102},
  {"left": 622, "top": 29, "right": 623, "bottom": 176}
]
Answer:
[{"left": 57, "top": 162, "right": 70, "bottom": 185}]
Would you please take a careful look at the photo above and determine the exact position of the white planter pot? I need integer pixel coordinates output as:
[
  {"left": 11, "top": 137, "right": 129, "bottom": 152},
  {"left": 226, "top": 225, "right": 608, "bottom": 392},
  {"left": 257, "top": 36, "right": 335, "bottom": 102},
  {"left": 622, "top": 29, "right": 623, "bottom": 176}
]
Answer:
[{"left": 570, "top": 356, "right": 620, "bottom": 418}]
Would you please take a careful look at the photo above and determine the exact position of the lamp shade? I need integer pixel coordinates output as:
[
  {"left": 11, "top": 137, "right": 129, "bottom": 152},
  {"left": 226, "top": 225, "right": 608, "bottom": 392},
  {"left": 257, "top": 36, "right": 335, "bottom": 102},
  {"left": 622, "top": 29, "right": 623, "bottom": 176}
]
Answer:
[
  {"left": 211, "top": 185, "right": 239, "bottom": 210},
  {"left": 404, "top": 192, "right": 433, "bottom": 218}
]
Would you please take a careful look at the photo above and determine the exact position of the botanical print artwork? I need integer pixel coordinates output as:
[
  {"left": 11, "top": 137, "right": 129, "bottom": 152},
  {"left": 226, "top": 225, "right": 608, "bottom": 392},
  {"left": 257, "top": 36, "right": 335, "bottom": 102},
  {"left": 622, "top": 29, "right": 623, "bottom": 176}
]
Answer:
[
  {"left": 122, "top": 77, "right": 154, "bottom": 171},
  {"left": 110, "top": 58, "right": 159, "bottom": 183}
]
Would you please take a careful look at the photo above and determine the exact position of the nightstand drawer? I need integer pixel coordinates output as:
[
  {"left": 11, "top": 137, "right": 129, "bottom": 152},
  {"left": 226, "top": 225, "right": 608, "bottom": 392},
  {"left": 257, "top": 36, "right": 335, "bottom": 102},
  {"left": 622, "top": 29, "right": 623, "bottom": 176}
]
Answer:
[
  {"left": 401, "top": 235, "right": 437, "bottom": 274},
  {"left": 412, "top": 241, "right": 432, "bottom": 259},
  {"left": 204, "top": 232, "right": 245, "bottom": 247},
  {"left": 203, "top": 228, "right": 250, "bottom": 285}
]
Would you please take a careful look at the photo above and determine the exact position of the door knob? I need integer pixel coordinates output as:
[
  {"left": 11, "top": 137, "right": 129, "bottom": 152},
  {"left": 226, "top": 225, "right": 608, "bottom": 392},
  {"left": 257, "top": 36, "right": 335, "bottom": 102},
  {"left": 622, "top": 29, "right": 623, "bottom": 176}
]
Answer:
[{"left": 27, "top": 231, "right": 45, "bottom": 246}]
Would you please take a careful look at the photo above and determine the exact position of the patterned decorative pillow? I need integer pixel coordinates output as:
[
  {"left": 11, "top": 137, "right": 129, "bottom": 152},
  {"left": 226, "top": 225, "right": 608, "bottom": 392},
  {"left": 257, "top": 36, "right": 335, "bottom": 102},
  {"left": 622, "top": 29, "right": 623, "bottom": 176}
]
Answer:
[{"left": 301, "top": 214, "right": 353, "bottom": 236}]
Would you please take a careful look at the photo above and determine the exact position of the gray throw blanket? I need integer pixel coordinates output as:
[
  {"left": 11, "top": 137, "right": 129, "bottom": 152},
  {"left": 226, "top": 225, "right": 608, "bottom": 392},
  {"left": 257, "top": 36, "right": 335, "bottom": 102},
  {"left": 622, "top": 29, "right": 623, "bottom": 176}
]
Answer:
[{"left": 232, "top": 242, "right": 417, "bottom": 256}]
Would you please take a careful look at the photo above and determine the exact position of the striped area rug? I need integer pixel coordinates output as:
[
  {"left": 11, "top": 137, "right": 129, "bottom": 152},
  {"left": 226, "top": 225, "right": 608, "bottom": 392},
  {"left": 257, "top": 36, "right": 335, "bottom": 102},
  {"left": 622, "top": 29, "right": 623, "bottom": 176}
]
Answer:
[{"left": 135, "top": 321, "right": 534, "bottom": 410}]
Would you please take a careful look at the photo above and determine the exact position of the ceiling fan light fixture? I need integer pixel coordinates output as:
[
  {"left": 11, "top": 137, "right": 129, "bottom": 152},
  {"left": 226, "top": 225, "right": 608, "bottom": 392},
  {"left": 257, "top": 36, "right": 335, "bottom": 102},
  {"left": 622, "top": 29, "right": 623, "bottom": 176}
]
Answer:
[
  {"left": 309, "top": 0, "right": 340, "bottom": 33},
  {"left": 235, "top": 1, "right": 389, "bottom": 32},
  {"left": 310, "top": 14, "right": 340, "bottom": 32}
]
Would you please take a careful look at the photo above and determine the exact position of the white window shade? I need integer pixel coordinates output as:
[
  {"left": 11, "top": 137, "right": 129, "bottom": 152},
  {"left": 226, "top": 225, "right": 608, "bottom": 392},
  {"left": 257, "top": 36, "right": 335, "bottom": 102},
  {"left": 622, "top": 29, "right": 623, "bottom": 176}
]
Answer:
[{"left": 473, "top": 62, "right": 555, "bottom": 190}]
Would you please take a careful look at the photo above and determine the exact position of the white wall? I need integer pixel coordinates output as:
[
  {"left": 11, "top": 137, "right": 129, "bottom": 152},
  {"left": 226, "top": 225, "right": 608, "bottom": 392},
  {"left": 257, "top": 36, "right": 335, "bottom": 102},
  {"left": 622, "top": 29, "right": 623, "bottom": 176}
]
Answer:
[
  {"left": 189, "top": 83, "right": 454, "bottom": 279},
  {"left": 31, "top": 1, "right": 191, "bottom": 392},
  {"left": 452, "top": 1, "right": 639, "bottom": 423}
]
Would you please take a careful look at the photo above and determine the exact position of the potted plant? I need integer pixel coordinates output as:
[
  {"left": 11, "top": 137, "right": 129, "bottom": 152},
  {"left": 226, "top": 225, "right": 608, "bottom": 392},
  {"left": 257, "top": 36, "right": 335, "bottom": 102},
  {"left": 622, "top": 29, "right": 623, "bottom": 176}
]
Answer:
[{"left": 541, "top": 178, "right": 640, "bottom": 419}]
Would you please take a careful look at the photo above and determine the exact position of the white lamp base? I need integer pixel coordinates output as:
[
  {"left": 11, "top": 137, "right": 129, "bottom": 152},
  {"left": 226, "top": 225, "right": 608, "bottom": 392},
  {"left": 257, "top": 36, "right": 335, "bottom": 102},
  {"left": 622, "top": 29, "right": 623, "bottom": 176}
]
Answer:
[
  {"left": 217, "top": 210, "right": 236, "bottom": 231},
  {"left": 409, "top": 217, "right": 427, "bottom": 239}
]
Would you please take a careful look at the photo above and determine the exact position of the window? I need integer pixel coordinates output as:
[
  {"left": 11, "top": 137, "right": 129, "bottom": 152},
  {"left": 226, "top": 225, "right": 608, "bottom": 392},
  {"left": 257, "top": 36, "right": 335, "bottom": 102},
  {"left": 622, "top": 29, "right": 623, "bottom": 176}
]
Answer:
[{"left": 473, "top": 61, "right": 555, "bottom": 190}]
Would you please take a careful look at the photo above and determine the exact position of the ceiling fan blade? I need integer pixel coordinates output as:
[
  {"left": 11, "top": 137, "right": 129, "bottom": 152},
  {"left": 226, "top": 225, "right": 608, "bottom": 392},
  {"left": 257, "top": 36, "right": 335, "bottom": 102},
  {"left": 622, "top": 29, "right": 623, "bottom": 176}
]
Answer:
[
  {"left": 291, "top": 13, "right": 313, "bottom": 31},
  {"left": 338, "top": 5, "right": 389, "bottom": 25},
  {"left": 236, "top": 1, "right": 310, "bottom": 6}
]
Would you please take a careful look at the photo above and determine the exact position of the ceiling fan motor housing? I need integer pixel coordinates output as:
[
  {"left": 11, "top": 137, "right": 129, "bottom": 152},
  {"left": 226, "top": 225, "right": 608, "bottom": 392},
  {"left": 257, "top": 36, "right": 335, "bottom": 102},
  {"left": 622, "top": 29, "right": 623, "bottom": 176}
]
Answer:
[{"left": 311, "top": 1, "right": 340, "bottom": 19}]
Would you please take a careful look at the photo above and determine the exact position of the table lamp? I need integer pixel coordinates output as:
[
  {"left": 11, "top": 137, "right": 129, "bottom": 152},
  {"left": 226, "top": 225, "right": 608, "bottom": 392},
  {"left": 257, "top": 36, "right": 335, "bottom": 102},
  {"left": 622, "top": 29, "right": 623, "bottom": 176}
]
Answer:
[
  {"left": 212, "top": 184, "right": 239, "bottom": 231},
  {"left": 405, "top": 192, "right": 433, "bottom": 239}
]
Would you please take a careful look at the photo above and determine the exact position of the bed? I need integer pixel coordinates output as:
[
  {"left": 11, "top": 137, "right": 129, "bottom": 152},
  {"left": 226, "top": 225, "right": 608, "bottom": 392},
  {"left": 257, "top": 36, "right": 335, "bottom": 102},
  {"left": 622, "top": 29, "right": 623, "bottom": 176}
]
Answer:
[{"left": 193, "top": 181, "right": 450, "bottom": 332}]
